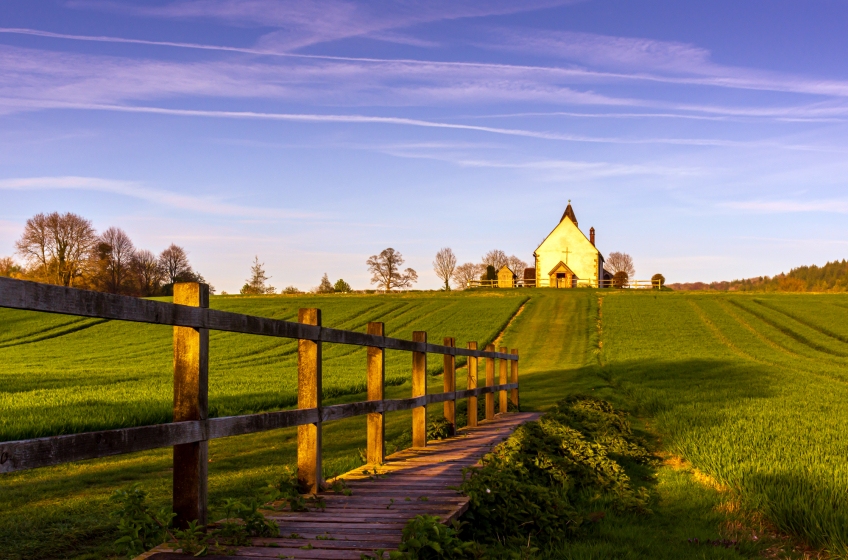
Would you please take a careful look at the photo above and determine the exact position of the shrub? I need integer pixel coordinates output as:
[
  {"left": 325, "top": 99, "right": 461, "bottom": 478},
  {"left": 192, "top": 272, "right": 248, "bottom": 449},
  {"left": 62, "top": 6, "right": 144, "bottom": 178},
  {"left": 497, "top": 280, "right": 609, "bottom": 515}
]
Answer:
[
  {"left": 651, "top": 273, "right": 665, "bottom": 289},
  {"left": 334, "top": 278, "right": 352, "bottom": 292},
  {"left": 459, "top": 396, "right": 653, "bottom": 547},
  {"left": 613, "top": 271, "right": 629, "bottom": 288}
]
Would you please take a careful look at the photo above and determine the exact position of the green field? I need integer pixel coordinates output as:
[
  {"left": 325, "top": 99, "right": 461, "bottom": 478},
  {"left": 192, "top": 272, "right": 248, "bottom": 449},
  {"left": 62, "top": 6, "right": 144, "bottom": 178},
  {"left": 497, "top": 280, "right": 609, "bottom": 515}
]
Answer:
[{"left": 3, "top": 288, "right": 848, "bottom": 558}]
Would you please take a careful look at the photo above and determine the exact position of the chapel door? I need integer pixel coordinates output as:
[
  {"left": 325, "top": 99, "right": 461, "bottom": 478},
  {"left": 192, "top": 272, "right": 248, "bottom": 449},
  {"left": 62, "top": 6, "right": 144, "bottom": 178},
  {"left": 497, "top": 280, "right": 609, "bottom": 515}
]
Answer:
[{"left": 556, "top": 272, "right": 566, "bottom": 288}]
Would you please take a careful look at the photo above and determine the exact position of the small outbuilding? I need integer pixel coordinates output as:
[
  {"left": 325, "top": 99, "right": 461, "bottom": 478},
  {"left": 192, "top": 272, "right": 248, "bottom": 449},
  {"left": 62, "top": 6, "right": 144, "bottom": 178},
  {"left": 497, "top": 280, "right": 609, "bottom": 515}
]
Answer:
[{"left": 497, "top": 265, "right": 516, "bottom": 288}]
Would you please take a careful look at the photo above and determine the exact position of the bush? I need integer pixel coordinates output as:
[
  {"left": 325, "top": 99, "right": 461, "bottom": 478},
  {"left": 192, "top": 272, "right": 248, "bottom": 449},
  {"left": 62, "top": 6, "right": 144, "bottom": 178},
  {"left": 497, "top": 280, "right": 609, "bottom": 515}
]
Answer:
[
  {"left": 459, "top": 396, "right": 653, "bottom": 547},
  {"left": 613, "top": 271, "right": 629, "bottom": 288},
  {"left": 651, "top": 273, "right": 665, "bottom": 289},
  {"left": 334, "top": 278, "right": 352, "bottom": 292}
]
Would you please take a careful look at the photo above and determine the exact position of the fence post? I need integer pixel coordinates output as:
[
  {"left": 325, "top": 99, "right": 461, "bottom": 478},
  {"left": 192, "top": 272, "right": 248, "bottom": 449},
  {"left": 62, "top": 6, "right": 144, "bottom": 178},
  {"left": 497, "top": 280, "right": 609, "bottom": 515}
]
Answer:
[
  {"left": 172, "top": 282, "right": 209, "bottom": 528},
  {"left": 510, "top": 349, "right": 519, "bottom": 410},
  {"left": 297, "top": 308, "right": 322, "bottom": 493},
  {"left": 412, "top": 331, "right": 427, "bottom": 447},
  {"left": 467, "top": 342, "right": 478, "bottom": 428},
  {"left": 366, "top": 322, "right": 385, "bottom": 465},
  {"left": 443, "top": 337, "right": 456, "bottom": 436},
  {"left": 485, "top": 344, "right": 495, "bottom": 420},
  {"left": 499, "top": 346, "right": 508, "bottom": 414}
]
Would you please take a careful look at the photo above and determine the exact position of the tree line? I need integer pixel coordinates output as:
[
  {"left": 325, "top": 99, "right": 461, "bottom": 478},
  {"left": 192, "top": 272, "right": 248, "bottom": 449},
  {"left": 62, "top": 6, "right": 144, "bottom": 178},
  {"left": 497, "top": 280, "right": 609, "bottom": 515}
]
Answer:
[
  {"left": 0, "top": 212, "right": 208, "bottom": 296},
  {"left": 668, "top": 259, "right": 848, "bottom": 292}
]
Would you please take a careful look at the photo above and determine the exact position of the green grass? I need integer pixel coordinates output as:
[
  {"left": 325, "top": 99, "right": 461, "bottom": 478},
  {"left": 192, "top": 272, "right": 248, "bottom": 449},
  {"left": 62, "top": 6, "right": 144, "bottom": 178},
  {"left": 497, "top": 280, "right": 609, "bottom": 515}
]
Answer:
[
  {"left": 4, "top": 288, "right": 848, "bottom": 558},
  {"left": 595, "top": 291, "right": 848, "bottom": 557}
]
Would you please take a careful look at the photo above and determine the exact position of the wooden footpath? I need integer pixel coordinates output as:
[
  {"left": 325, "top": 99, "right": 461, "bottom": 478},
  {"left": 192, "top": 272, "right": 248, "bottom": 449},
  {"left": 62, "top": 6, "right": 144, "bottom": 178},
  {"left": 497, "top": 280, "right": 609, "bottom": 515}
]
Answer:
[{"left": 143, "top": 412, "right": 540, "bottom": 560}]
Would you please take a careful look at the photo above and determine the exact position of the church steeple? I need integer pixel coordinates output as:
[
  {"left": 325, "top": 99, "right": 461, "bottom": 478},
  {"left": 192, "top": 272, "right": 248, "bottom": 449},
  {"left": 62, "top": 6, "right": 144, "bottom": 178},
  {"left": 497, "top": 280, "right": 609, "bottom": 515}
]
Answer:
[{"left": 561, "top": 200, "right": 577, "bottom": 226}]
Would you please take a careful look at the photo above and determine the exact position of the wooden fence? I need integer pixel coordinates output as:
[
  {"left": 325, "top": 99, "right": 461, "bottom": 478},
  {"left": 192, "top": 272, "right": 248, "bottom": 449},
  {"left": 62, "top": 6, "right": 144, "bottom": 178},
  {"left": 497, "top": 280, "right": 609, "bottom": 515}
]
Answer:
[
  {"left": 0, "top": 277, "right": 518, "bottom": 528},
  {"left": 467, "top": 278, "right": 661, "bottom": 289}
]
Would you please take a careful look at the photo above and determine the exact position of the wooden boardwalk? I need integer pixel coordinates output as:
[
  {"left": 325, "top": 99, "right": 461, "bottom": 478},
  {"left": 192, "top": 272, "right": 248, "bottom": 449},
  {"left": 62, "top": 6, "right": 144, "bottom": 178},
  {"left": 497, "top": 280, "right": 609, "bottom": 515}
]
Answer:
[{"left": 143, "top": 412, "right": 539, "bottom": 559}]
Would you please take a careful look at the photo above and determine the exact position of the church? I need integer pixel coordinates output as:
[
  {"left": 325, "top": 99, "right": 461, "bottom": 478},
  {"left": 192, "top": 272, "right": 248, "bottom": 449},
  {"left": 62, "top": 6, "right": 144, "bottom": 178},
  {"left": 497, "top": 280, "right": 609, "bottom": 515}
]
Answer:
[{"left": 529, "top": 202, "right": 605, "bottom": 288}]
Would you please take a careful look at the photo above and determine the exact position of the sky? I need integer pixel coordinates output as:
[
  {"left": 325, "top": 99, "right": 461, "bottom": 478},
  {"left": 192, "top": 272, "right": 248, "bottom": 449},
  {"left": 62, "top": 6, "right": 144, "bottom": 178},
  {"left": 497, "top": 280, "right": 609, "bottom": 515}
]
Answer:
[{"left": 2, "top": 0, "right": 848, "bottom": 292}]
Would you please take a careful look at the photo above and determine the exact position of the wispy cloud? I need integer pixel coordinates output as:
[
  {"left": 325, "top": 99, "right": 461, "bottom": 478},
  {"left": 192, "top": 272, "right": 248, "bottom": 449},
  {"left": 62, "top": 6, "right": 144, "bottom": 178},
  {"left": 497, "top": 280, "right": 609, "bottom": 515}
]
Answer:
[
  {"left": 0, "top": 176, "right": 315, "bottom": 219},
  {"left": 6, "top": 27, "right": 848, "bottom": 109},
  {"left": 69, "top": 0, "right": 571, "bottom": 50},
  {"left": 722, "top": 199, "right": 848, "bottom": 214},
  {"left": 4, "top": 98, "right": 843, "bottom": 152}
]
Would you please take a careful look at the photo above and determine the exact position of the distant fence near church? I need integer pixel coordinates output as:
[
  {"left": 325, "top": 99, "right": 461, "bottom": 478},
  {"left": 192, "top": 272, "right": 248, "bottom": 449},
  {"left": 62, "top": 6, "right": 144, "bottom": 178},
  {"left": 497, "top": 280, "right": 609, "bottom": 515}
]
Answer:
[{"left": 467, "top": 278, "right": 660, "bottom": 289}]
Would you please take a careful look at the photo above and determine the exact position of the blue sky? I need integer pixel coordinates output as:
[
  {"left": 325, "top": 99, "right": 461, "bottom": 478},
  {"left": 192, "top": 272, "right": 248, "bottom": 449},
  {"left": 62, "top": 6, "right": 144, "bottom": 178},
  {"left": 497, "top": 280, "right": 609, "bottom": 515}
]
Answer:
[{"left": 2, "top": 0, "right": 848, "bottom": 291}]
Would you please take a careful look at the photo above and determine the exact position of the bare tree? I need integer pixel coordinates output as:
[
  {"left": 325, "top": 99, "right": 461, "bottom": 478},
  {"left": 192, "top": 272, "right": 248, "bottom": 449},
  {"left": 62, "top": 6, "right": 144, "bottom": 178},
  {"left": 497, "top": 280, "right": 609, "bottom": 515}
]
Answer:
[
  {"left": 506, "top": 255, "right": 528, "bottom": 275},
  {"left": 367, "top": 248, "right": 418, "bottom": 291},
  {"left": 159, "top": 244, "right": 192, "bottom": 285},
  {"left": 605, "top": 252, "right": 636, "bottom": 278},
  {"left": 132, "top": 249, "right": 164, "bottom": 296},
  {"left": 96, "top": 227, "right": 136, "bottom": 294},
  {"left": 452, "top": 262, "right": 479, "bottom": 289},
  {"left": 482, "top": 249, "right": 508, "bottom": 271},
  {"left": 241, "top": 256, "right": 275, "bottom": 294},
  {"left": 15, "top": 212, "right": 96, "bottom": 286},
  {"left": 433, "top": 247, "right": 457, "bottom": 290}
]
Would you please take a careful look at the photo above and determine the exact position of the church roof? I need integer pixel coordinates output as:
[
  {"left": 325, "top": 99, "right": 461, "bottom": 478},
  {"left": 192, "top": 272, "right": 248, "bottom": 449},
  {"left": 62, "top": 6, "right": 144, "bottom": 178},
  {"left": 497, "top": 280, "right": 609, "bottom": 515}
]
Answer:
[{"left": 561, "top": 202, "right": 577, "bottom": 226}]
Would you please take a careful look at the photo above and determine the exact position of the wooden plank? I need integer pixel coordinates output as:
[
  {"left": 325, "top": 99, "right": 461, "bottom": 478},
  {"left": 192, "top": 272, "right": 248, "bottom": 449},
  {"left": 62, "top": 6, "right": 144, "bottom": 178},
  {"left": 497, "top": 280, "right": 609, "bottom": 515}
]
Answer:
[
  {"left": 366, "top": 322, "right": 385, "bottom": 465},
  {"left": 0, "top": 421, "right": 203, "bottom": 473},
  {"left": 298, "top": 308, "right": 322, "bottom": 494},
  {"left": 411, "top": 331, "right": 427, "bottom": 448},
  {"left": 172, "top": 282, "right": 209, "bottom": 528}
]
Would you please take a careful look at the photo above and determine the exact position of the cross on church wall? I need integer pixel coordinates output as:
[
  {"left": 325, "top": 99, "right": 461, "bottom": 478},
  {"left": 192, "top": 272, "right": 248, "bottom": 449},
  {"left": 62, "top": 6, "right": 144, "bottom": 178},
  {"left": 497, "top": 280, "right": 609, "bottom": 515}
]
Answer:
[{"left": 562, "top": 247, "right": 571, "bottom": 265}]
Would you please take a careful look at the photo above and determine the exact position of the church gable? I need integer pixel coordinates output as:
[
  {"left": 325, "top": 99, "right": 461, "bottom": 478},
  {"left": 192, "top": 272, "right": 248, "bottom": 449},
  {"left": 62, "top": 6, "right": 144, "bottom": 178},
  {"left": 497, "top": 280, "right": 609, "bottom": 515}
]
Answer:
[{"left": 534, "top": 202, "right": 602, "bottom": 288}]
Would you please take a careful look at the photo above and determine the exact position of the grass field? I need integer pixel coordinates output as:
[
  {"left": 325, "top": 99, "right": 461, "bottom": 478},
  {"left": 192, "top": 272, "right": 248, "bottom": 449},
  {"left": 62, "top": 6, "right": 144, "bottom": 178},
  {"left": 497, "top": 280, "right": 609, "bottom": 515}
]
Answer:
[{"left": 3, "top": 288, "right": 848, "bottom": 558}]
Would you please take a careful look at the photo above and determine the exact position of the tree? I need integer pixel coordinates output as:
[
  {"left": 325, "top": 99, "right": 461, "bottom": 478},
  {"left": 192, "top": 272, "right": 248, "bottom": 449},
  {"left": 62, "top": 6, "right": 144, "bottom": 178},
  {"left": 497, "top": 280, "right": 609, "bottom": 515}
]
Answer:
[
  {"left": 483, "top": 265, "right": 496, "bottom": 281},
  {"left": 159, "top": 244, "right": 192, "bottom": 285},
  {"left": 651, "top": 273, "right": 665, "bottom": 289},
  {"left": 0, "top": 256, "right": 23, "bottom": 278},
  {"left": 506, "top": 255, "right": 528, "bottom": 276},
  {"left": 96, "top": 227, "right": 136, "bottom": 294},
  {"left": 15, "top": 211, "right": 96, "bottom": 286},
  {"left": 606, "top": 252, "right": 635, "bottom": 279},
  {"left": 613, "top": 271, "right": 629, "bottom": 288},
  {"left": 482, "top": 249, "right": 508, "bottom": 271},
  {"left": 132, "top": 249, "right": 165, "bottom": 296},
  {"left": 334, "top": 278, "right": 352, "bottom": 293},
  {"left": 452, "top": 262, "right": 479, "bottom": 289},
  {"left": 317, "top": 273, "right": 335, "bottom": 294},
  {"left": 241, "top": 256, "right": 275, "bottom": 295},
  {"left": 282, "top": 285, "right": 301, "bottom": 294},
  {"left": 433, "top": 248, "right": 457, "bottom": 290},
  {"left": 366, "top": 248, "right": 418, "bottom": 291}
]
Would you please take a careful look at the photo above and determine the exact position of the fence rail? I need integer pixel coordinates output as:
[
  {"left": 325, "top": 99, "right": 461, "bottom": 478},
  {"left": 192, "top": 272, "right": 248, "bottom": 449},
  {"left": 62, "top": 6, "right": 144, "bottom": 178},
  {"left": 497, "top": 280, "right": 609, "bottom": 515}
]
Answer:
[
  {"left": 0, "top": 276, "right": 519, "bottom": 528},
  {"left": 467, "top": 278, "right": 661, "bottom": 289}
]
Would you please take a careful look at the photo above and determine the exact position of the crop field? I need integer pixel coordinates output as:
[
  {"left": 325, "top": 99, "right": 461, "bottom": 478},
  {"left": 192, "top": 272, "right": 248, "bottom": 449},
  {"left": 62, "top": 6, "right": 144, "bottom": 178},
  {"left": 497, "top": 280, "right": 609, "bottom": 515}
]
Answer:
[
  {"left": 4, "top": 288, "right": 848, "bottom": 559},
  {"left": 598, "top": 291, "right": 848, "bottom": 556},
  {"left": 0, "top": 291, "right": 526, "bottom": 442}
]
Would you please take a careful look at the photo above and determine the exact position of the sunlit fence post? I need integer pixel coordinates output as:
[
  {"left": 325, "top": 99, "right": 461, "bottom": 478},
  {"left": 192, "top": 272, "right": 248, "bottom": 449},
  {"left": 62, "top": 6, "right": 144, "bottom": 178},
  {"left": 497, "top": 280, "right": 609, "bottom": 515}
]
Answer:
[
  {"left": 511, "top": 349, "right": 519, "bottom": 410},
  {"left": 443, "top": 337, "right": 456, "bottom": 436},
  {"left": 172, "top": 282, "right": 209, "bottom": 528},
  {"left": 412, "top": 331, "right": 427, "bottom": 447},
  {"left": 467, "top": 342, "right": 478, "bottom": 427},
  {"left": 366, "top": 322, "right": 385, "bottom": 465},
  {"left": 499, "top": 345, "right": 508, "bottom": 414},
  {"left": 485, "top": 343, "right": 495, "bottom": 421},
  {"left": 297, "top": 308, "right": 322, "bottom": 493}
]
